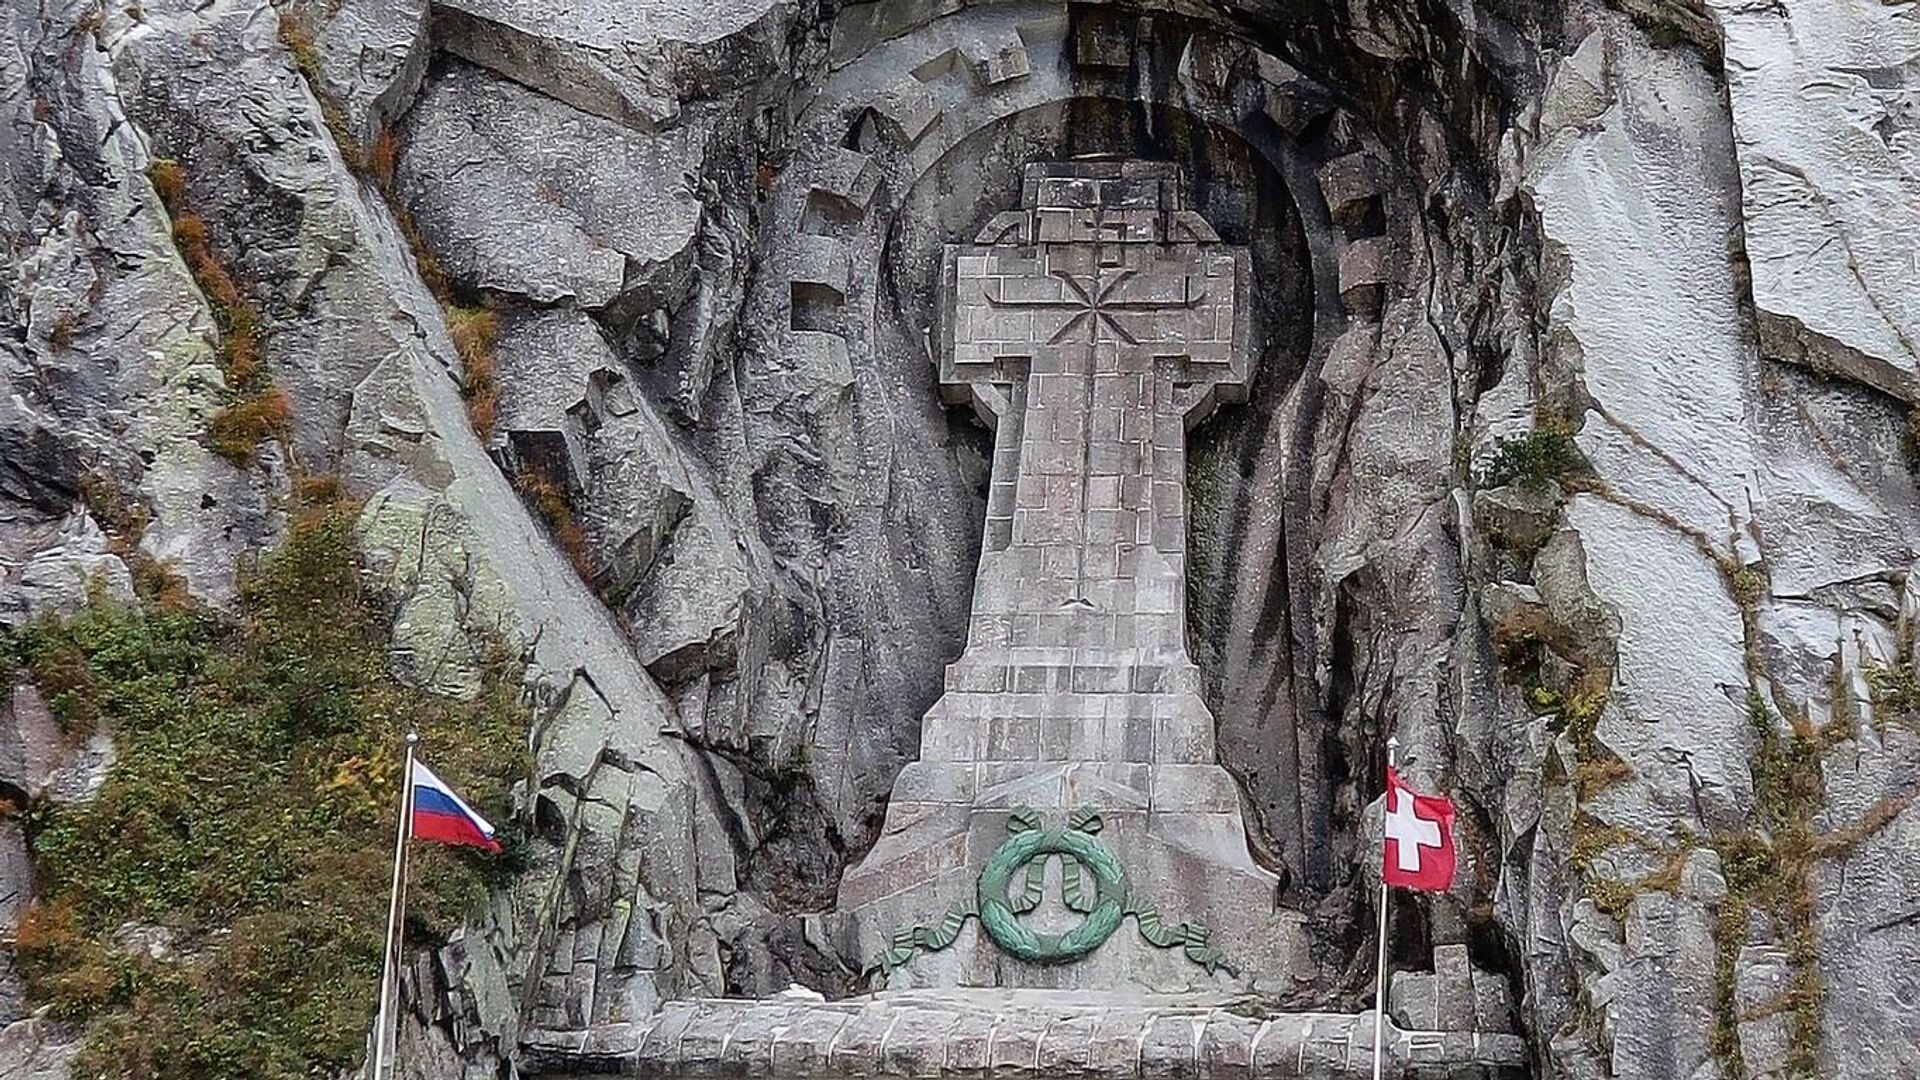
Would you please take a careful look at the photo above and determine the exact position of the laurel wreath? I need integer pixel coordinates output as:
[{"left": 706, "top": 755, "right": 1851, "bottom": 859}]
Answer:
[
  {"left": 866, "top": 806, "right": 1238, "bottom": 978},
  {"left": 975, "top": 808, "right": 1126, "bottom": 962}
]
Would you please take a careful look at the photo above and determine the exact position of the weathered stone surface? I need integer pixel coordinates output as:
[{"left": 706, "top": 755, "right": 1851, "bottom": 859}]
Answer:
[
  {"left": 0, "top": 512, "right": 134, "bottom": 630},
  {"left": 0, "top": 1012, "right": 78, "bottom": 1080},
  {"left": 357, "top": 479, "right": 516, "bottom": 700},
  {"left": 1609, "top": 891, "right": 1721, "bottom": 1079},
  {"left": 1812, "top": 799, "right": 1920, "bottom": 1078},
  {"left": 1731, "top": 944, "right": 1797, "bottom": 1080},
  {"left": 1, "top": 0, "right": 274, "bottom": 612},
  {"left": 1562, "top": 494, "right": 1754, "bottom": 832},
  {"left": 1389, "top": 946, "right": 1515, "bottom": 1036},
  {"left": 484, "top": 308, "right": 764, "bottom": 685},
  {"left": 1710, "top": 0, "right": 1920, "bottom": 403},
  {"left": 9, "top": 0, "right": 1920, "bottom": 1072},
  {"left": 397, "top": 62, "right": 710, "bottom": 309},
  {"left": 289, "top": 0, "right": 431, "bottom": 146},
  {"left": 520, "top": 991, "right": 1529, "bottom": 1079},
  {"left": 434, "top": 0, "right": 793, "bottom": 131},
  {"left": 1472, "top": 482, "right": 1561, "bottom": 554}
]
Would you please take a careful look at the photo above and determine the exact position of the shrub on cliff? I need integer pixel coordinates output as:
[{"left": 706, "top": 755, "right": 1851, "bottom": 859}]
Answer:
[{"left": 5, "top": 489, "right": 528, "bottom": 1080}]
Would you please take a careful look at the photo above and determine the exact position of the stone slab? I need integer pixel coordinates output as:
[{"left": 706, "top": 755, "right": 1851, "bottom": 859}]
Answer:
[{"left": 519, "top": 991, "right": 1530, "bottom": 1079}]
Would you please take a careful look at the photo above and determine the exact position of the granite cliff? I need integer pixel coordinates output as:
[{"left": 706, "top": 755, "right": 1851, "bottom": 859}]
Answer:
[{"left": 2, "top": 0, "right": 1918, "bottom": 1077}]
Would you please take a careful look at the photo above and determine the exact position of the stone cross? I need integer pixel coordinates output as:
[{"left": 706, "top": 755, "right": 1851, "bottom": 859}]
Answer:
[
  {"left": 836, "top": 161, "right": 1296, "bottom": 993},
  {"left": 926, "top": 159, "right": 1251, "bottom": 763}
]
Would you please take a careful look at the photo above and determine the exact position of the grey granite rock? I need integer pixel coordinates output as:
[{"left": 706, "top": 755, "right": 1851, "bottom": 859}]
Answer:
[
  {"left": 0, "top": 1013, "right": 77, "bottom": 1080},
  {"left": 8, "top": 0, "right": 1920, "bottom": 1074},
  {"left": 286, "top": 0, "right": 431, "bottom": 147},
  {"left": 397, "top": 62, "right": 710, "bottom": 309},
  {"left": 1711, "top": 0, "right": 1920, "bottom": 403},
  {"left": 1, "top": 0, "right": 274, "bottom": 611},
  {"left": 1811, "top": 798, "right": 1920, "bottom": 1078},
  {"left": 0, "top": 512, "right": 134, "bottom": 631},
  {"left": 435, "top": 0, "right": 794, "bottom": 132}
]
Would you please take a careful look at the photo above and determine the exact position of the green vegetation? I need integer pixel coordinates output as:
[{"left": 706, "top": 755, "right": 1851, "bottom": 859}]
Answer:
[
  {"left": 5, "top": 487, "right": 527, "bottom": 1079},
  {"left": 1865, "top": 661, "right": 1920, "bottom": 730},
  {"left": 1706, "top": 692, "right": 1826, "bottom": 1079},
  {"left": 1477, "top": 428, "right": 1584, "bottom": 489}
]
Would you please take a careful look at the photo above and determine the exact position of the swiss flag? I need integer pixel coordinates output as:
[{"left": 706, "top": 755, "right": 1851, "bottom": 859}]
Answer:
[{"left": 1383, "top": 767, "right": 1456, "bottom": 892}]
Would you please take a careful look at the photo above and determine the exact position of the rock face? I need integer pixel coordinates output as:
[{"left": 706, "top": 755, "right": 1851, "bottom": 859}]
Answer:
[{"left": 2, "top": 0, "right": 1919, "bottom": 1077}]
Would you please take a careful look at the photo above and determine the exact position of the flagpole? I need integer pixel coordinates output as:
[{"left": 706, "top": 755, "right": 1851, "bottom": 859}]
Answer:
[
  {"left": 1373, "top": 734, "right": 1399, "bottom": 1080},
  {"left": 373, "top": 732, "right": 418, "bottom": 1080}
]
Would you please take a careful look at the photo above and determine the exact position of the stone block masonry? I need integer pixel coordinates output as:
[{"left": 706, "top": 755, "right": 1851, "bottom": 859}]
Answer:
[
  {"left": 831, "top": 162, "right": 1305, "bottom": 994},
  {"left": 518, "top": 991, "right": 1530, "bottom": 1079}
]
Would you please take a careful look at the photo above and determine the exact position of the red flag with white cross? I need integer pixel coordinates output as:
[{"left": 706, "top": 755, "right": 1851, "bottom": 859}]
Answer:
[{"left": 1382, "top": 766, "right": 1456, "bottom": 892}]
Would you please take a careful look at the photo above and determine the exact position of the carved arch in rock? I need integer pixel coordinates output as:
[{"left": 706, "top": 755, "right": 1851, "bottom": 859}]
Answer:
[{"left": 738, "top": 2, "right": 1427, "bottom": 895}]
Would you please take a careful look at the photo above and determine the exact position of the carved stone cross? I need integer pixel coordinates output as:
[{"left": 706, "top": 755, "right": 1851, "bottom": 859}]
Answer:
[
  {"left": 932, "top": 159, "right": 1251, "bottom": 716},
  {"left": 836, "top": 161, "right": 1296, "bottom": 993}
]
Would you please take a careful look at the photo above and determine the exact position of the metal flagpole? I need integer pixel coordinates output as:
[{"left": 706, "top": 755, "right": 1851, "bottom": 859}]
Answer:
[
  {"left": 1373, "top": 734, "right": 1399, "bottom": 1080},
  {"left": 373, "top": 732, "right": 419, "bottom": 1080}
]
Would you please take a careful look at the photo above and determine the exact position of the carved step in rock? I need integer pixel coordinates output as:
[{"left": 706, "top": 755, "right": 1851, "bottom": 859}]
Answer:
[
  {"left": 862, "top": 78, "right": 943, "bottom": 147},
  {"left": 802, "top": 146, "right": 882, "bottom": 223}
]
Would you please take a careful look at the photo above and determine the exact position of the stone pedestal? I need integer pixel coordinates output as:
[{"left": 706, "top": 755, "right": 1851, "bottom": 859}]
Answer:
[
  {"left": 518, "top": 991, "right": 1532, "bottom": 1079},
  {"left": 830, "top": 162, "right": 1306, "bottom": 993}
]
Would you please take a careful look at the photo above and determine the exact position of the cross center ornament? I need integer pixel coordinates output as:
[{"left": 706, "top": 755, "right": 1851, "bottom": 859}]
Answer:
[
  {"left": 992, "top": 266, "right": 1207, "bottom": 346},
  {"left": 938, "top": 161, "right": 1251, "bottom": 606}
]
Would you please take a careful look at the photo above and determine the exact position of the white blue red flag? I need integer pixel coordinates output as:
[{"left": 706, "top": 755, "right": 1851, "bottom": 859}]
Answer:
[{"left": 410, "top": 760, "right": 501, "bottom": 854}]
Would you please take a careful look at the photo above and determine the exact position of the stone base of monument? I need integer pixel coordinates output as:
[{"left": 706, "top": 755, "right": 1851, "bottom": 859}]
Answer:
[
  {"left": 831, "top": 760, "right": 1312, "bottom": 995},
  {"left": 518, "top": 990, "right": 1530, "bottom": 1079}
]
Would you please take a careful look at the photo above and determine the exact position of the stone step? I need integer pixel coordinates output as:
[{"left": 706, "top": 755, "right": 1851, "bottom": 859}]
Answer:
[{"left": 519, "top": 990, "right": 1530, "bottom": 1079}]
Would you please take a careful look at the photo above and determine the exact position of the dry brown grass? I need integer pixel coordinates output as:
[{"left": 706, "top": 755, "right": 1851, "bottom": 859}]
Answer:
[
  {"left": 515, "top": 468, "right": 591, "bottom": 581},
  {"left": 446, "top": 306, "right": 499, "bottom": 438},
  {"left": 206, "top": 390, "right": 291, "bottom": 465},
  {"left": 275, "top": 8, "right": 320, "bottom": 83},
  {"left": 367, "top": 127, "right": 398, "bottom": 191},
  {"left": 148, "top": 159, "right": 291, "bottom": 466},
  {"left": 165, "top": 212, "right": 263, "bottom": 390},
  {"left": 147, "top": 158, "right": 186, "bottom": 215},
  {"left": 1811, "top": 789, "right": 1919, "bottom": 859},
  {"left": 48, "top": 313, "right": 77, "bottom": 351},
  {"left": 1573, "top": 757, "right": 1633, "bottom": 801}
]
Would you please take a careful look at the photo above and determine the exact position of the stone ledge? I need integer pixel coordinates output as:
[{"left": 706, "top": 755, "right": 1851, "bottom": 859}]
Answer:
[{"left": 519, "top": 990, "right": 1529, "bottom": 1079}]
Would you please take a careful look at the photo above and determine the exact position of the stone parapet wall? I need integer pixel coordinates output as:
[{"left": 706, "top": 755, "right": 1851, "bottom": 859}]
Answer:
[{"left": 519, "top": 991, "right": 1529, "bottom": 1080}]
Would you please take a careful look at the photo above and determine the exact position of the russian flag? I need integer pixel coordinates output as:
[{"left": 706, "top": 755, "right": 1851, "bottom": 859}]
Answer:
[{"left": 410, "top": 761, "right": 501, "bottom": 854}]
